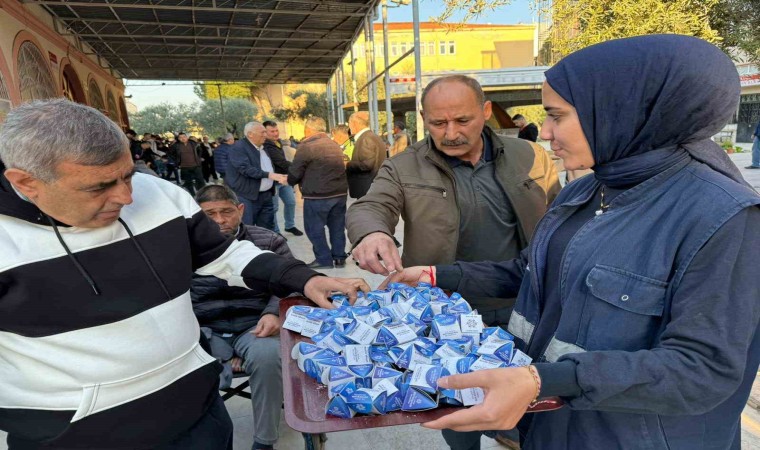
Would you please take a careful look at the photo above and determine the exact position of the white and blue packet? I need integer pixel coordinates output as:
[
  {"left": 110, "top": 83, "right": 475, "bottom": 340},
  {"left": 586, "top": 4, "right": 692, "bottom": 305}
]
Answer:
[{"left": 285, "top": 282, "right": 535, "bottom": 417}]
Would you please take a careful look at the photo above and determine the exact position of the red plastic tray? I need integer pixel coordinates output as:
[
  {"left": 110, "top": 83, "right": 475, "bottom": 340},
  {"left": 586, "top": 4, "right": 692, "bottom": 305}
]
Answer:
[{"left": 280, "top": 296, "right": 563, "bottom": 434}]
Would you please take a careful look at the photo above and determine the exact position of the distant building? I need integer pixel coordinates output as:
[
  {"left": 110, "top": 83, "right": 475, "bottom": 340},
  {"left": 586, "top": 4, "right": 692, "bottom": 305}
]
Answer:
[
  {"left": 348, "top": 22, "right": 540, "bottom": 75},
  {"left": 737, "top": 61, "right": 760, "bottom": 142},
  {"left": 0, "top": 0, "right": 129, "bottom": 126}
]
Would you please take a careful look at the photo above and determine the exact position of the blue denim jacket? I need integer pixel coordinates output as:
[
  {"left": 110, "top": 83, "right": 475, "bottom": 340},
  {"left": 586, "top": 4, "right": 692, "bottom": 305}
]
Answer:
[{"left": 442, "top": 159, "right": 760, "bottom": 449}]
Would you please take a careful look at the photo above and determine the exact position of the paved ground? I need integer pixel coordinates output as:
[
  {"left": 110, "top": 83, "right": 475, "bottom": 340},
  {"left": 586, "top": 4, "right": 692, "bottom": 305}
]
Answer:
[{"left": 2, "top": 149, "right": 759, "bottom": 450}]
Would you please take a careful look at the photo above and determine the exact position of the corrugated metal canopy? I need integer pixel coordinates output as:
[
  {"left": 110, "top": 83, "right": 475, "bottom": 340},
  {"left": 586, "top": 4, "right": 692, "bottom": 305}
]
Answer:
[{"left": 26, "top": 0, "right": 376, "bottom": 82}]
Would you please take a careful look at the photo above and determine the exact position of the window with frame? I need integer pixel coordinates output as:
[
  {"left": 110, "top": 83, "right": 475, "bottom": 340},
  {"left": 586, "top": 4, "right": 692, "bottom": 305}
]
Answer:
[
  {"left": 448, "top": 41, "right": 456, "bottom": 55},
  {"left": 427, "top": 41, "right": 435, "bottom": 56},
  {"left": 0, "top": 71, "right": 11, "bottom": 122},
  {"left": 391, "top": 42, "right": 398, "bottom": 57},
  {"left": 17, "top": 41, "right": 57, "bottom": 101},
  {"left": 106, "top": 91, "right": 119, "bottom": 122},
  {"left": 88, "top": 79, "right": 105, "bottom": 112},
  {"left": 62, "top": 71, "right": 76, "bottom": 101}
]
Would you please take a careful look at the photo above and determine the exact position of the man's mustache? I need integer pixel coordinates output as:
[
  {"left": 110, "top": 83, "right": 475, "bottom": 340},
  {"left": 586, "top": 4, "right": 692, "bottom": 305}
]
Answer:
[{"left": 441, "top": 138, "right": 468, "bottom": 146}]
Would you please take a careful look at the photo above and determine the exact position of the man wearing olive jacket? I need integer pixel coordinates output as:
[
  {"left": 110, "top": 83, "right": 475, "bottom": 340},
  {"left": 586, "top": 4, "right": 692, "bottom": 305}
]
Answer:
[{"left": 346, "top": 75, "right": 561, "bottom": 450}]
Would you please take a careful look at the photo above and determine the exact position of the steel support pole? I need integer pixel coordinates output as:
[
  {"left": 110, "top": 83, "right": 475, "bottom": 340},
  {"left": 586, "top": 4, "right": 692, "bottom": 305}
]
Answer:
[
  {"left": 368, "top": 12, "right": 380, "bottom": 133},
  {"left": 337, "top": 65, "right": 345, "bottom": 123},
  {"left": 331, "top": 74, "right": 338, "bottom": 127},
  {"left": 350, "top": 45, "right": 358, "bottom": 113},
  {"left": 363, "top": 19, "right": 375, "bottom": 131},
  {"left": 412, "top": 0, "right": 424, "bottom": 142},
  {"left": 327, "top": 79, "right": 335, "bottom": 130},
  {"left": 216, "top": 84, "right": 226, "bottom": 132},
  {"left": 382, "top": 0, "right": 393, "bottom": 145}
]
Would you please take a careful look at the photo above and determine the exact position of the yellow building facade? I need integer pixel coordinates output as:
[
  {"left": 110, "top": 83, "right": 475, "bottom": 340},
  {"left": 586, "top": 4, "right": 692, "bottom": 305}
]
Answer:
[{"left": 347, "top": 22, "right": 537, "bottom": 75}]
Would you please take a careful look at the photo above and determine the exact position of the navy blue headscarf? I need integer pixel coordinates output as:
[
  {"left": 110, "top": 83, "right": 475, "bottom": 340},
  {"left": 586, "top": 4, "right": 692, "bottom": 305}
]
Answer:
[{"left": 545, "top": 34, "right": 747, "bottom": 188}]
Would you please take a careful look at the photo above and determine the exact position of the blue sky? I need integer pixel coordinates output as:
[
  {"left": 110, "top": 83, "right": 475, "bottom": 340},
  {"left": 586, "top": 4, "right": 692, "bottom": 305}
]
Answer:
[{"left": 124, "top": 0, "right": 535, "bottom": 110}]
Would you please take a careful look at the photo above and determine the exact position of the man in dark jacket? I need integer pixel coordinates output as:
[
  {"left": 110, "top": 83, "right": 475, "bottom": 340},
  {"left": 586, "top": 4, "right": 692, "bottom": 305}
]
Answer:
[
  {"left": 174, "top": 132, "right": 206, "bottom": 195},
  {"left": 191, "top": 184, "right": 290, "bottom": 450},
  {"left": 263, "top": 120, "right": 302, "bottom": 236},
  {"left": 346, "top": 111, "right": 385, "bottom": 199},
  {"left": 512, "top": 114, "right": 539, "bottom": 142},
  {"left": 288, "top": 117, "right": 349, "bottom": 269},
  {"left": 214, "top": 133, "right": 234, "bottom": 179},
  {"left": 226, "top": 122, "right": 288, "bottom": 230},
  {"left": 126, "top": 129, "right": 155, "bottom": 175},
  {"left": 199, "top": 135, "right": 218, "bottom": 183}
]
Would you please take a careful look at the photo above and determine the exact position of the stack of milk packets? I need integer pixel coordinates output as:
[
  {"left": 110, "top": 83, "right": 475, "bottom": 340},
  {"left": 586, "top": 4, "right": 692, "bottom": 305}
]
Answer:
[{"left": 285, "top": 283, "right": 533, "bottom": 418}]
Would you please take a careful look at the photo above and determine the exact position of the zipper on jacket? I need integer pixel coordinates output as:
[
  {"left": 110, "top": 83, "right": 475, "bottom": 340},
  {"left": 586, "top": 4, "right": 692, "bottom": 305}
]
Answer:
[
  {"left": 401, "top": 183, "right": 447, "bottom": 198},
  {"left": 522, "top": 175, "right": 545, "bottom": 190}
]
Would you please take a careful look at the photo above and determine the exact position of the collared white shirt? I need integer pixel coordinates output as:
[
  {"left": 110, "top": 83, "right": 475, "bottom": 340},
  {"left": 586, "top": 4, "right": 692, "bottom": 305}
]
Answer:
[
  {"left": 353, "top": 128, "right": 370, "bottom": 142},
  {"left": 251, "top": 141, "right": 274, "bottom": 192}
]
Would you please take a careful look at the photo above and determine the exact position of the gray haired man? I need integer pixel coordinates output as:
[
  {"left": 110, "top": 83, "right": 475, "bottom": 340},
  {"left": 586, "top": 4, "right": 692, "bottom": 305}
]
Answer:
[
  {"left": 0, "top": 99, "right": 369, "bottom": 449},
  {"left": 226, "top": 122, "right": 288, "bottom": 230}
]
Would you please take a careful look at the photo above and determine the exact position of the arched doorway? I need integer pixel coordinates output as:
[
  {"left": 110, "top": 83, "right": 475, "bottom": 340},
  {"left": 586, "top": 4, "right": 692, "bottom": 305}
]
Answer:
[
  {"left": 61, "top": 64, "right": 86, "bottom": 104},
  {"left": 88, "top": 78, "right": 105, "bottom": 113},
  {"left": 16, "top": 41, "right": 57, "bottom": 101}
]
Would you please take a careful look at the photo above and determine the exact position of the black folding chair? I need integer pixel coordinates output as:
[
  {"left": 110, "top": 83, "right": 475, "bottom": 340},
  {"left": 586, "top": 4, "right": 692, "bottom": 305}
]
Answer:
[{"left": 220, "top": 372, "right": 251, "bottom": 401}]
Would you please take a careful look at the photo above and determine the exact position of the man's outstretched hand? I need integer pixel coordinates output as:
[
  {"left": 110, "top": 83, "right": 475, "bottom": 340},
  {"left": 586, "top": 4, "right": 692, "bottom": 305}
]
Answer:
[
  {"left": 351, "top": 232, "right": 403, "bottom": 276},
  {"left": 303, "top": 276, "right": 371, "bottom": 309}
]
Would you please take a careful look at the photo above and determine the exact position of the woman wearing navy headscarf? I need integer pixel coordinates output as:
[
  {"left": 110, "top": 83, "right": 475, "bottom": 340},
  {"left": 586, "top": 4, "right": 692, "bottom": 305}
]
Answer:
[{"left": 384, "top": 35, "right": 760, "bottom": 449}]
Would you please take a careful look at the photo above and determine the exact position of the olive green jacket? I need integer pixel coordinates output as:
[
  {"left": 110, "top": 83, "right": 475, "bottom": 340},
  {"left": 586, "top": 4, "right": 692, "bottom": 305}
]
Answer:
[{"left": 346, "top": 127, "right": 561, "bottom": 267}]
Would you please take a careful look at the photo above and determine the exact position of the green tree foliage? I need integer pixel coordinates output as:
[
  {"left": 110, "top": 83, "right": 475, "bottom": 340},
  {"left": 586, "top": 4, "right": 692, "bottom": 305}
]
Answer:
[
  {"left": 196, "top": 99, "right": 258, "bottom": 138},
  {"left": 434, "top": 0, "right": 513, "bottom": 25},
  {"left": 543, "top": 0, "right": 720, "bottom": 57},
  {"left": 710, "top": 0, "right": 760, "bottom": 62},
  {"left": 439, "top": 0, "right": 721, "bottom": 59},
  {"left": 271, "top": 90, "right": 328, "bottom": 121},
  {"left": 129, "top": 102, "right": 199, "bottom": 134},
  {"left": 128, "top": 99, "right": 257, "bottom": 137},
  {"left": 193, "top": 82, "right": 258, "bottom": 101}
]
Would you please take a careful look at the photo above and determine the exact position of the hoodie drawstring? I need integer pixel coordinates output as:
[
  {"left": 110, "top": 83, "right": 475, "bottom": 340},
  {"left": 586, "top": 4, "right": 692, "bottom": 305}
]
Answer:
[
  {"left": 47, "top": 215, "right": 101, "bottom": 296},
  {"left": 118, "top": 218, "right": 173, "bottom": 301},
  {"left": 46, "top": 215, "right": 172, "bottom": 301}
]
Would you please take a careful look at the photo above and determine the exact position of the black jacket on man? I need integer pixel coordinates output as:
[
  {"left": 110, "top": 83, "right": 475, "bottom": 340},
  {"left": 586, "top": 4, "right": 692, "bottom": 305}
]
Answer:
[
  {"left": 518, "top": 123, "right": 539, "bottom": 142},
  {"left": 191, "top": 225, "right": 292, "bottom": 334},
  {"left": 263, "top": 139, "right": 291, "bottom": 175}
]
